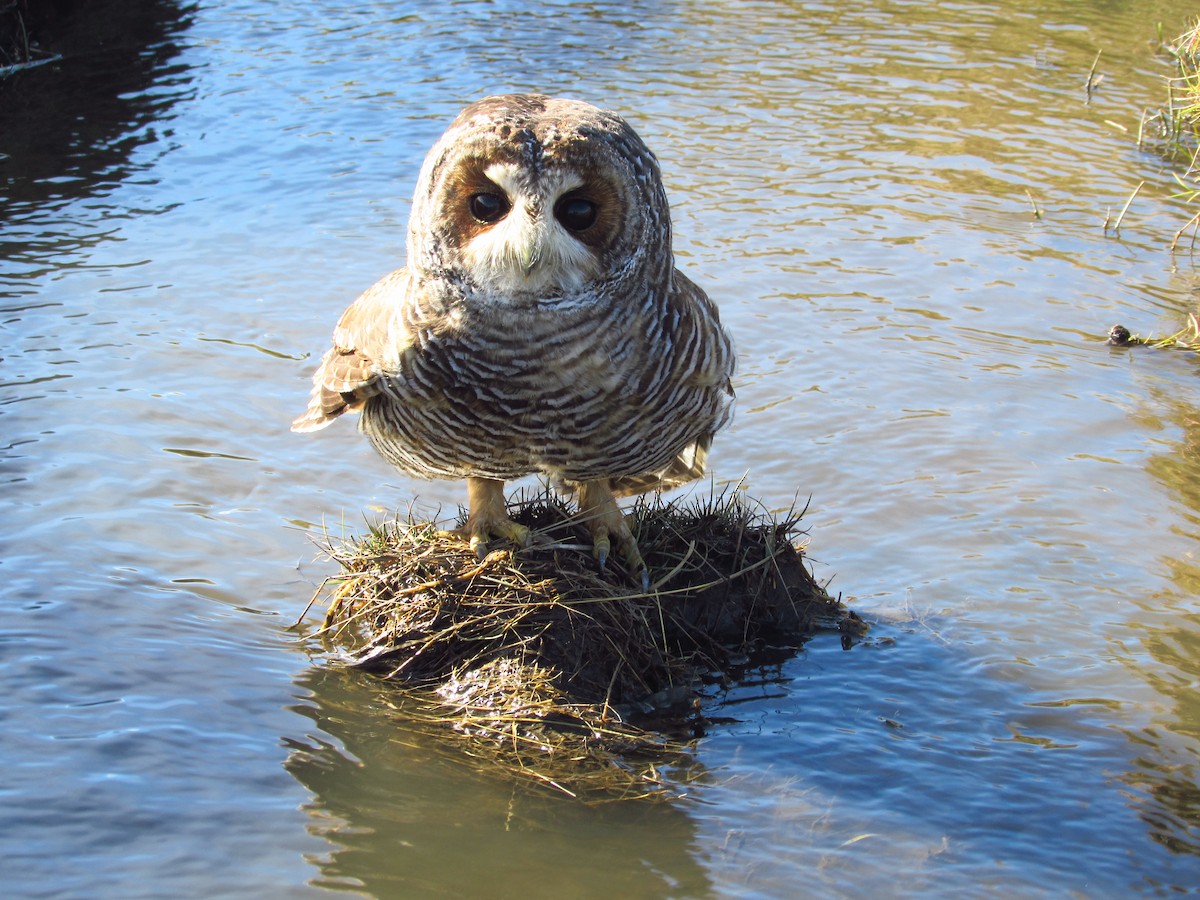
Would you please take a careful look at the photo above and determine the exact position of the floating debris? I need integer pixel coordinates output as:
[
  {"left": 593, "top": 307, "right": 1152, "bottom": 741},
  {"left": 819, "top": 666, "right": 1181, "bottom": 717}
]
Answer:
[{"left": 1108, "top": 313, "right": 1200, "bottom": 351}]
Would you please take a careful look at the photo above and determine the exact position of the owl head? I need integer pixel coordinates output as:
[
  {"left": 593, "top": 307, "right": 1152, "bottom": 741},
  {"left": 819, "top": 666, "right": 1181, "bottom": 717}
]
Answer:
[{"left": 407, "top": 94, "right": 672, "bottom": 300}]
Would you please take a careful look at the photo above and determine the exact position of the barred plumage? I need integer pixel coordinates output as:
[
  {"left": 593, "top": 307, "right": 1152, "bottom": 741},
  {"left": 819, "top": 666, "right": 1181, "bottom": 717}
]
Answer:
[{"left": 293, "top": 94, "right": 735, "bottom": 586}]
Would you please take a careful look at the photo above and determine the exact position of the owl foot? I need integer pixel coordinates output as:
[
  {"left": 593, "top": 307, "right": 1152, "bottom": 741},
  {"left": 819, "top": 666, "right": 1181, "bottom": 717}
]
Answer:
[
  {"left": 460, "top": 477, "right": 531, "bottom": 559},
  {"left": 578, "top": 479, "right": 650, "bottom": 592}
]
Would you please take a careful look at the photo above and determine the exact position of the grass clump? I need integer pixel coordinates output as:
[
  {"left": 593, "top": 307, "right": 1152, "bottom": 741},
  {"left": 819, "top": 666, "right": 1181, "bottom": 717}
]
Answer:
[
  {"left": 1137, "top": 20, "right": 1200, "bottom": 247},
  {"left": 301, "top": 487, "right": 859, "bottom": 800},
  {"left": 1141, "top": 21, "right": 1200, "bottom": 161}
]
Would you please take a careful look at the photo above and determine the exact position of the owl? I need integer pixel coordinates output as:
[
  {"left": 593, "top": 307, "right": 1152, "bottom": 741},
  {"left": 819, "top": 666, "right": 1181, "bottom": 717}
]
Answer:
[{"left": 293, "top": 94, "right": 735, "bottom": 590}]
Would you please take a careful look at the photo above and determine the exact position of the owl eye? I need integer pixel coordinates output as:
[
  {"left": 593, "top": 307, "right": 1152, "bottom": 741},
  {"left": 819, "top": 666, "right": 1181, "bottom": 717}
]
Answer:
[
  {"left": 469, "top": 192, "right": 509, "bottom": 223},
  {"left": 554, "top": 196, "right": 598, "bottom": 232}
]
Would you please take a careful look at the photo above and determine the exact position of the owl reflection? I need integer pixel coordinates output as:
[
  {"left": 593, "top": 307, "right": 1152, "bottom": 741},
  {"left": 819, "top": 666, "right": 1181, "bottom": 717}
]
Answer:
[{"left": 293, "top": 94, "right": 735, "bottom": 588}]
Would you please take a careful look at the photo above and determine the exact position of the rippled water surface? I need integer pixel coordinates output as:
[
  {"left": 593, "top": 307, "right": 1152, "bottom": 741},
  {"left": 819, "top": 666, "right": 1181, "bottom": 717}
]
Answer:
[{"left": 5, "top": 0, "right": 1200, "bottom": 895}]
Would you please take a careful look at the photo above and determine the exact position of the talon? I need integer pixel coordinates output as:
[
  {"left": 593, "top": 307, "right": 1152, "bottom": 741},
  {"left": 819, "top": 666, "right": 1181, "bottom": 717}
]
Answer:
[
  {"left": 579, "top": 478, "right": 648, "bottom": 589},
  {"left": 469, "top": 534, "right": 489, "bottom": 560},
  {"left": 593, "top": 533, "right": 611, "bottom": 572}
]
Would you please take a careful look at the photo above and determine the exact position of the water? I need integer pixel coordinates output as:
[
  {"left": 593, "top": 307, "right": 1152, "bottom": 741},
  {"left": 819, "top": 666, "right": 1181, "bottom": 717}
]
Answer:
[{"left": 4, "top": 0, "right": 1200, "bottom": 895}]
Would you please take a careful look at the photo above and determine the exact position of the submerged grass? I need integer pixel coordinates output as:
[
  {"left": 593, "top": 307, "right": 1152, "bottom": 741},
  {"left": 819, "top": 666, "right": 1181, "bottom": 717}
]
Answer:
[
  {"left": 0, "top": 4, "right": 61, "bottom": 78},
  {"left": 301, "top": 486, "right": 860, "bottom": 800}
]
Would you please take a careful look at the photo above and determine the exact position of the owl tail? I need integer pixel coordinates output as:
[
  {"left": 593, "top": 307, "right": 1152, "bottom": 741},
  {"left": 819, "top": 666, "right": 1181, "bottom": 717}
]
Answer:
[
  {"left": 290, "top": 391, "right": 347, "bottom": 433},
  {"left": 291, "top": 381, "right": 364, "bottom": 434},
  {"left": 609, "top": 434, "right": 711, "bottom": 498}
]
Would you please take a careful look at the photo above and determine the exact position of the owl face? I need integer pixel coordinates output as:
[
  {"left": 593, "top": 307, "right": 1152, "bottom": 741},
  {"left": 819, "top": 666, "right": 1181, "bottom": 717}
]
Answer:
[
  {"left": 408, "top": 95, "right": 671, "bottom": 301},
  {"left": 456, "top": 162, "right": 605, "bottom": 295}
]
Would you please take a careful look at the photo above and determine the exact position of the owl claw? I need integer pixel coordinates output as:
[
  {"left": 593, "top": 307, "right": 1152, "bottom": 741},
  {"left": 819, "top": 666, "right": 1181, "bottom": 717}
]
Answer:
[
  {"left": 593, "top": 535, "right": 610, "bottom": 572},
  {"left": 465, "top": 518, "right": 530, "bottom": 559},
  {"left": 591, "top": 534, "right": 648, "bottom": 591},
  {"left": 470, "top": 533, "right": 488, "bottom": 560},
  {"left": 580, "top": 479, "right": 649, "bottom": 591},
  {"left": 461, "top": 477, "right": 530, "bottom": 558}
]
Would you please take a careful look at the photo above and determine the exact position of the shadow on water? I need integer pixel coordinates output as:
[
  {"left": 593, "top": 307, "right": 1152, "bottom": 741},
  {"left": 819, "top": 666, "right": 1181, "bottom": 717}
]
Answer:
[
  {"left": 285, "top": 665, "right": 715, "bottom": 897},
  {"left": 0, "top": 0, "right": 194, "bottom": 499},
  {"left": 0, "top": 0, "right": 195, "bottom": 292}
]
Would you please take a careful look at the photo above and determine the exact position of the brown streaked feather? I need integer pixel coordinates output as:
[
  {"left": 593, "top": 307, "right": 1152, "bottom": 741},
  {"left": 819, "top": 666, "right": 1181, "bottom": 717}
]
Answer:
[
  {"left": 290, "top": 268, "right": 412, "bottom": 433},
  {"left": 606, "top": 269, "right": 733, "bottom": 498},
  {"left": 669, "top": 271, "right": 737, "bottom": 392},
  {"left": 609, "top": 433, "right": 711, "bottom": 498}
]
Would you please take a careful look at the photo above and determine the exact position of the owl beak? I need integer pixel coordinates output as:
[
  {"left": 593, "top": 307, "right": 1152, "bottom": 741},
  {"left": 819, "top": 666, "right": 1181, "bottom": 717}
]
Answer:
[
  {"left": 521, "top": 205, "right": 545, "bottom": 275},
  {"left": 522, "top": 243, "right": 541, "bottom": 275}
]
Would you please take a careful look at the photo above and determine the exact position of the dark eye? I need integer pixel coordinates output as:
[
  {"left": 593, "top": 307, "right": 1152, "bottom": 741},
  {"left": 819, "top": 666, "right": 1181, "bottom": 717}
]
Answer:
[
  {"left": 555, "top": 196, "right": 598, "bottom": 232},
  {"left": 469, "top": 192, "right": 509, "bottom": 223}
]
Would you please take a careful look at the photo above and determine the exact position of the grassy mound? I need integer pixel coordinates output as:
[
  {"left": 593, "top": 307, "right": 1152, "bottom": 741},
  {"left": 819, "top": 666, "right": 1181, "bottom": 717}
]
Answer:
[{"left": 302, "top": 488, "right": 861, "bottom": 800}]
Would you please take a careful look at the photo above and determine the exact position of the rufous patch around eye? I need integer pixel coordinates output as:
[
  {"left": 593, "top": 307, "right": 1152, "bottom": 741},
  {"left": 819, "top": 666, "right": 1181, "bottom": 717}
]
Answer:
[
  {"left": 443, "top": 157, "right": 514, "bottom": 247},
  {"left": 561, "top": 176, "right": 624, "bottom": 253}
]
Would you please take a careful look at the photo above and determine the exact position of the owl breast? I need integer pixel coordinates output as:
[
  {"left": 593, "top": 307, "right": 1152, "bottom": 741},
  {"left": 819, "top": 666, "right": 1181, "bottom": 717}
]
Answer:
[{"left": 359, "top": 281, "right": 730, "bottom": 487}]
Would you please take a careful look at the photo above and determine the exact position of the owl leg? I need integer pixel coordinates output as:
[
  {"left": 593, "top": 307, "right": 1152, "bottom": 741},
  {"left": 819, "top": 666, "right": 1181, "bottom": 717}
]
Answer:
[
  {"left": 578, "top": 479, "right": 649, "bottom": 592},
  {"left": 460, "top": 476, "right": 531, "bottom": 559}
]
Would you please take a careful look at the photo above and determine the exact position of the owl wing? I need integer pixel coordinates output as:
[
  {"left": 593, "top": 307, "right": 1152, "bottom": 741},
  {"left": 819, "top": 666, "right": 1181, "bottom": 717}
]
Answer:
[
  {"left": 609, "top": 269, "right": 736, "bottom": 498},
  {"left": 290, "top": 268, "right": 412, "bottom": 433}
]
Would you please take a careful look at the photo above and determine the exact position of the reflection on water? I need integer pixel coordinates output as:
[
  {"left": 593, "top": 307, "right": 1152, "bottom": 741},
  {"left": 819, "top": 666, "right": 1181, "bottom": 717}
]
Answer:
[
  {"left": 1122, "top": 382, "right": 1200, "bottom": 856},
  {"left": 287, "top": 667, "right": 714, "bottom": 897},
  {"left": 1, "top": 0, "right": 195, "bottom": 288},
  {"left": 4, "top": 0, "right": 1200, "bottom": 895}
]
